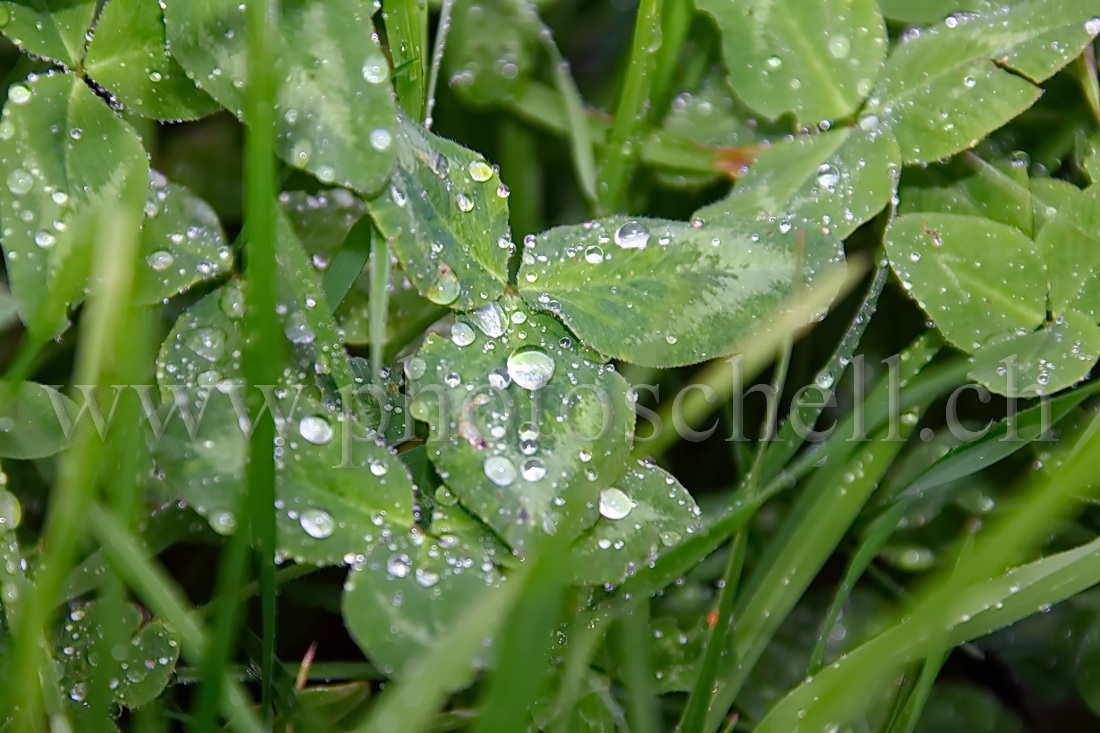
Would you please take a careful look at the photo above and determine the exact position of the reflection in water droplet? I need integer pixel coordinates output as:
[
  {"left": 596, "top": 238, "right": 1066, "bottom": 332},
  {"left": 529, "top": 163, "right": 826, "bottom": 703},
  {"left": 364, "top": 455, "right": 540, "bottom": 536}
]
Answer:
[
  {"left": 816, "top": 164, "right": 840, "bottom": 192},
  {"left": 7, "top": 85, "right": 30, "bottom": 105},
  {"left": 405, "top": 357, "right": 427, "bottom": 380},
  {"left": 827, "top": 35, "right": 850, "bottom": 58},
  {"left": 387, "top": 553, "right": 411, "bottom": 578},
  {"left": 299, "top": 415, "right": 334, "bottom": 445},
  {"left": 614, "top": 220, "right": 650, "bottom": 249},
  {"left": 369, "top": 459, "right": 388, "bottom": 476},
  {"left": 300, "top": 508, "right": 335, "bottom": 539},
  {"left": 659, "top": 530, "right": 682, "bottom": 547},
  {"left": 451, "top": 321, "right": 476, "bottom": 346},
  {"left": 456, "top": 192, "right": 474, "bottom": 212},
  {"left": 521, "top": 458, "right": 546, "bottom": 481},
  {"left": 484, "top": 455, "right": 517, "bottom": 486},
  {"left": 585, "top": 245, "right": 603, "bottom": 263},
  {"left": 471, "top": 301, "right": 505, "bottom": 338},
  {"left": 598, "top": 488, "right": 634, "bottom": 520},
  {"left": 488, "top": 366, "right": 511, "bottom": 389},
  {"left": 507, "top": 347, "right": 555, "bottom": 390},
  {"left": 363, "top": 63, "right": 388, "bottom": 83},
  {"left": 284, "top": 310, "right": 315, "bottom": 344},
  {"left": 415, "top": 567, "right": 440, "bottom": 587},
  {"left": 148, "top": 249, "right": 174, "bottom": 271},
  {"left": 430, "top": 152, "right": 449, "bottom": 178},
  {"left": 469, "top": 160, "right": 493, "bottom": 182},
  {"left": 6, "top": 168, "right": 32, "bottom": 195},
  {"left": 219, "top": 285, "right": 245, "bottom": 319},
  {"left": 369, "top": 128, "right": 392, "bottom": 151},
  {"left": 427, "top": 268, "right": 460, "bottom": 305},
  {"left": 34, "top": 230, "right": 55, "bottom": 249},
  {"left": 0, "top": 489, "right": 23, "bottom": 530},
  {"left": 186, "top": 327, "right": 226, "bottom": 361}
]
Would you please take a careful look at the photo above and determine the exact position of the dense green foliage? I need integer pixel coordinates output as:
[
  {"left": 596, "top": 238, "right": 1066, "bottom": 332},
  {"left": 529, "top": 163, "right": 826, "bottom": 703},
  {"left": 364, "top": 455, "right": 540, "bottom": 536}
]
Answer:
[{"left": 1, "top": 0, "right": 1100, "bottom": 730}]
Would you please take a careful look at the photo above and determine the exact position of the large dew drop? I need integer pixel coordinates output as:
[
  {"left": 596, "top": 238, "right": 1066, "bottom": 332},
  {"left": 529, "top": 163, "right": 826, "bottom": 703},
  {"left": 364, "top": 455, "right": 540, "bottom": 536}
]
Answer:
[
  {"left": 484, "top": 455, "right": 517, "bottom": 486},
  {"left": 299, "top": 415, "right": 334, "bottom": 445},
  {"left": 471, "top": 302, "right": 505, "bottom": 338},
  {"left": 468, "top": 160, "right": 493, "bottom": 182},
  {"left": 427, "top": 268, "right": 460, "bottom": 305},
  {"left": 614, "top": 220, "right": 650, "bottom": 249},
  {"left": 598, "top": 488, "right": 634, "bottom": 520},
  {"left": 300, "top": 508, "right": 335, "bottom": 539},
  {"left": 507, "top": 347, "right": 555, "bottom": 390},
  {"left": 451, "top": 321, "right": 476, "bottom": 346}
]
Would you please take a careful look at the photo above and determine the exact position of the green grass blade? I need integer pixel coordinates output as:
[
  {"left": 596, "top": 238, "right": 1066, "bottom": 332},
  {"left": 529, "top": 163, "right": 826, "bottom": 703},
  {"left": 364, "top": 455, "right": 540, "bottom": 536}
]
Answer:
[
  {"left": 322, "top": 215, "right": 372, "bottom": 312},
  {"left": 385, "top": 0, "right": 429, "bottom": 120},
  {"left": 368, "top": 230, "right": 390, "bottom": 386},
  {"left": 616, "top": 598, "right": 659, "bottom": 733}
]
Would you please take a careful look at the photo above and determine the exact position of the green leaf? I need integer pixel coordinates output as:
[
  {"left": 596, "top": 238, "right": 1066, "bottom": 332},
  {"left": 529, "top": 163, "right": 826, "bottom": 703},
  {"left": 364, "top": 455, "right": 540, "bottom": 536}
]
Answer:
[
  {"left": 696, "top": 125, "right": 900, "bottom": 239},
  {"left": 569, "top": 460, "right": 701, "bottom": 586},
  {"left": 898, "top": 155, "right": 1034, "bottom": 236},
  {"left": 410, "top": 294, "right": 635, "bottom": 553},
  {"left": 884, "top": 213, "right": 1046, "bottom": 352},
  {"left": 342, "top": 507, "right": 507, "bottom": 676},
  {"left": 1037, "top": 216, "right": 1100, "bottom": 320},
  {"left": 139, "top": 171, "right": 232, "bottom": 304},
  {"left": 876, "top": 0, "right": 1003, "bottom": 25},
  {"left": 516, "top": 216, "right": 845, "bottom": 368},
  {"left": 0, "top": 73, "right": 149, "bottom": 336},
  {"left": 57, "top": 600, "right": 180, "bottom": 710},
  {"left": 0, "top": 381, "right": 76, "bottom": 459},
  {"left": 281, "top": 189, "right": 442, "bottom": 348},
  {"left": 696, "top": 0, "right": 887, "bottom": 123},
  {"left": 867, "top": 1, "right": 1100, "bottom": 164},
  {"left": 0, "top": 0, "right": 96, "bottom": 68},
  {"left": 84, "top": 0, "right": 217, "bottom": 121},
  {"left": 967, "top": 311, "right": 1100, "bottom": 398},
  {"left": 163, "top": 0, "right": 396, "bottom": 193},
  {"left": 445, "top": 0, "right": 537, "bottom": 106},
  {"left": 368, "top": 112, "right": 511, "bottom": 311},
  {"left": 153, "top": 283, "right": 416, "bottom": 565}
]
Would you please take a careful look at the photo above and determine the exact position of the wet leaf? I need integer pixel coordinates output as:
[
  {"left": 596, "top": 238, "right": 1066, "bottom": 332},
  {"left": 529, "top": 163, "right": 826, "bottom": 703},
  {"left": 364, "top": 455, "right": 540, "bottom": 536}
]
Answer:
[
  {"left": 138, "top": 171, "right": 232, "bottom": 304},
  {"left": 57, "top": 600, "right": 180, "bottom": 710},
  {"left": 0, "top": 381, "right": 76, "bottom": 459},
  {"left": 867, "top": 1, "right": 1100, "bottom": 164},
  {"left": 0, "top": 0, "right": 96, "bottom": 68},
  {"left": 569, "top": 460, "right": 701, "bottom": 586},
  {"left": 898, "top": 155, "right": 1034, "bottom": 236},
  {"left": 410, "top": 294, "right": 634, "bottom": 552},
  {"left": 697, "top": 0, "right": 887, "bottom": 123},
  {"left": 0, "top": 73, "right": 149, "bottom": 336},
  {"left": 697, "top": 125, "right": 900, "bottom": 239},
  {"left": 876, "top": 0, "right": 1003, "bottom": 25},
  {"left": 885, "top": 213, "right": 1046, "bottom": 353},
  {"left": 163, "top": 0, "right": 396, "bottom": 193},
  {"left": 342, "top": 507, "right": 506, "bottom": 676},
  {"left": 153, "top": 283, "right": 415, "bottom": 565},
  {"left": 517, "top": 216, "right": 845, "bottom": 367},
  {"left": 84, "top": 0, "right": 218, "bottom": 121},
  {"left": 445, "top": 0, "right": 537, "bottom": 106},
  {"left": 368, "top": 112, "right": 511, "bottom": 311}
]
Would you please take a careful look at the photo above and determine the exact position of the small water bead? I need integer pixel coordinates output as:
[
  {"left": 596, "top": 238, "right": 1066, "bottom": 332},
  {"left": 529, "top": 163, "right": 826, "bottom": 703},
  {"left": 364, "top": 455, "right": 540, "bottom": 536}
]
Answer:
[
  {"left": 390, "top": 185, "right": 407, "bottom": 207},
  {"left": 1087, "top": 17, "right": 1100, "bottom": 35},
  {"left": 427, "top": 268, "right": 460, "bottom": 305},
  {"left": 598, "top": 488, "right": 634, "bottom": 520},
  {"left": 471, "top": 301, "right": 505, "bottom": 337},
  {"left": 299, "top": 415, "right": 334, "bottom": 445},
  {"left": 369, "top": 127, "right": 392, "bottom": 151},
  {"left": 665, "top": 334, "right": 678, "bottom": 345},
  {"left": 523, "top": 234, "right": 537, "bottom": 248},
  {"left": 614, "top": 220, "right": 650, "bottom": 249},
  {"left": 387, "top": 553, "right": 411, "bottom": 578},
  {"left": 369, "top": 459, "right": 388, "bottom": 476},
  {"left": 149, "top": 70, "right": 163, "bottom": 82},
  {"left": 34, "top": 230, "right": 55, "bottom": 248},
  {"left": 765, "top": 55, "right": 782, "bottom": 69},
  {"left": 69, "top": 682, "right": 87, "bottom": 703},
  {"left": 405, "top": 357, "right": 427, "bottom": 380},
  {"left": 316, "top": 165, "right": 336, "bottom": 183},
  {"left": 444, "top": 371, "right": 461, "bottom": 388},
  {"left": 415, "top": 567, "right": 440, "bottom": 587},
  {"left": 186, "top": 327, "right": 226, "bottom": 361},
  {"left": 219, "top": 286, "right": 245, "bottom": 319},
  {"left": 659, "top": 530, "right": 682, "bottom": 547},
  {"left": 0, "top": 489, "right": 22, "bottom": 529},
  {"left": 300, "top": 508, "right": 335, "bottom": 539},
  {"left": 816, "top": 164, "right": 840, "bottom": 192},
  {"left": 520, "top": 438, "right": 538, "bottom": 456},
  {"left": 584, "top": 245, "right": 603, "bottom": 263},
  {"left": 962, "top": 74, "right": 977, "bottom": 88},
  {"left": 521, "top": 458, "right": 546, "bottom": 481},
  {"left": 487, "top": 366, "right": 511, "bottom": 389},
  {"left": 496, "top": 183, "right": 510, "bottom": 199},
  {"left": 827, "top": 35, "right": 850, "bottom": 59},
  {"left": 429, "top": 152, "right": 450, "bottom": 178},
  {"left": 510, "top": 311, "right": 527, "bottom": 324},
  {"left": 147, "top": 250, "right": 174, "bottom": 271},
  {"left": 455, "top": 192, "right": 474, "bottom": 212},
  {"left": 451, "top": 321, "right": 476, "bottom": 346},
  {"left": 7, "top": 85, "right": 30, "bottom": 105},
  {"left": 69, "top": 127, "right": 82, "bottom": 140},
  {"left": 363, "top": 62, "right": 388, "bottom": 83},
  {"left": 484, "top": 455, "right": 517, "bottom": 486},
  {"left": 469, "top": 160, "right": 493, "bottom": 182},
  {"left": 284, "top": 311, "right": 315, "bottom": 344},
  {"left": 212, "top": 511, "right": 237, "bottom": 534},
  {"left": 507, "top": 346, "right": 555, "bottom": 390},
  {"left": 6, "top": 168, "right": 32, "bottom": 195}
]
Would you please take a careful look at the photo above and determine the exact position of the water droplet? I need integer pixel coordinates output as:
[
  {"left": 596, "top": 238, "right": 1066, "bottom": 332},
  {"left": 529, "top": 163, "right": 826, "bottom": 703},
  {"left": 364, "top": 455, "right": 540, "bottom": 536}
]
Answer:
[
  {"left": 584, "top": 245, "right": 603, "bottom": 264},
  {"left": 456, "top": 192, "right": 474, "bottom": 212},
  {"left": 51, "top": 190, "right": 68, "bottom": 206},
  {"left": 316, "top": 165, "right": 336, "bottom": 183},
  {"left": 484, "top": 455, "right": 517, "bottom": 486},
  {"left": 69, "top": 127, "right": 82, "bottom": 140},
  {"left": 816, "top": 164, "right": 840, "bottom": 192},
  {"left": 0, "top": 489, "right": 22, "bottom": 530},
  {"left": 387, "top": 553, "right": 411, "bottom": 578},
  {"left": 34, "top": 230, "right": 55, "bottom": 249},
  {"left": 599, "top": 488, "right": 634, "bottom": 520},
  {"left": 1087, "top": 17, "right": 1100, "bottom": 35},
  {"left": 69, "top": 682, "right": 86, "bottom": 702},
  {"left": 521, "top": 457, "right": 546, "bottom": 481},
  {"left": 147, "top": 249, "right": 174, "bottom": 271},
  {"left": 962, "top": 74, "right": 976, "bottom": 88},
  {"left": 369, "top": 127, "right": 392, "bottom": 151},
  {"left": 430, "top": 152, "right": 449, "bottom": 178},
  {"left": 299, "top": 415, "right": 334, "bottom": 444},
  {"left": 7, "top": 85, "right": 30, "bottom": 105},
  {"left": 451, "top": 321, "right": 476, "bottom": 346},
  {"left": 0, "top": 7, "right": 10, "bottom": 27},
  {"left": 765, "top": 55, "right": 782, "bottom": 69},
  {"left": 427, "top": 268, "right": 460, "bottom": 305},
  {"left": 212, "top": 511, "right": 237, "bottom": 534},
  {"left": 468, "top": 160, "right": 493, "bottom": 181},
  {"left": 444, "top": 371, "right": 461, "bottom": 388},
  {"left": 488, "top": 366, "right": 511, "bottom": 389},
  {"left": 300, "top": 508, "right": 335, "bottom": 539},
  {"left": 369, "top": 459, "right": 388, "bottom": 476},
  {"left": 507, "top": 347, "right": 555, "bottom": 390},
  {"left": 779, "top": 219, "right": 793, "bottom": 234},
  {"left": 415, "top": 567, "right": 440, "bottom": 587},
  {"left": 827, "top": 35, "right": 850, "bottom": 58},
  {"left": 284, "top": 310, "right": 315, "bottom": 344},
  {"left": 496, "top": 183, "right": 510, "bottom": 199},
  {"left": 471, "top": 301, "right": 505, "bottom": 338},
  {"left": 6, "top": 168, "right": 32, "bottom": 195},
  {"left": 659, "top": 530, "right": 682, "bottom": 547},
  {"left": 665, "top": 334, "right": 678, "bottom": 345},
  {"left": 363, "top": 62, "right": 388, "bottom": 83},
  {"left": 149, "top": 70, "right": 163, "bottom": 82},
  {"left": 219, "top": 285, "right": 245, "bottom": 319},
  {"left": 186, "top": 327, "right": 226, "bottom": 361},
  {"left": 614, "top": 220, "right": 650, "bottom": 249},
  {"left": 405, "top": 357, "right": 427, "bottom": 380}
]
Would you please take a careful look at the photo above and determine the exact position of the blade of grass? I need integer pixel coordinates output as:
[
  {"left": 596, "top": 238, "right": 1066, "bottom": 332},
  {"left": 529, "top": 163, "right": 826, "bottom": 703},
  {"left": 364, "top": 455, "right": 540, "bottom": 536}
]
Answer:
[
  {"left": 597, "top": 0, "right": 662, "bottom": 213},
  {"left": 385, "top": 0, "right": 429, "bottom": 121},
  {"left": 616, "top": 598, "right": 659, "bottom": 733},
  {"left": 646, "top": 0, "right": 693, "bottom": 123},
  {"left": 423, "top": 0, "right": 455, "bottom": 130},
  {"left": 368, "top": 231, "right": 391, "bottom": 386},
  {"left": 322, "top": 215, "right": 372, "bottom": 313},
  {"left": 549, "top": 613, "right": 611, "bottom": 733},
  {"left": 499, "top": 118, "right": 542, "bottom": 238}
]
